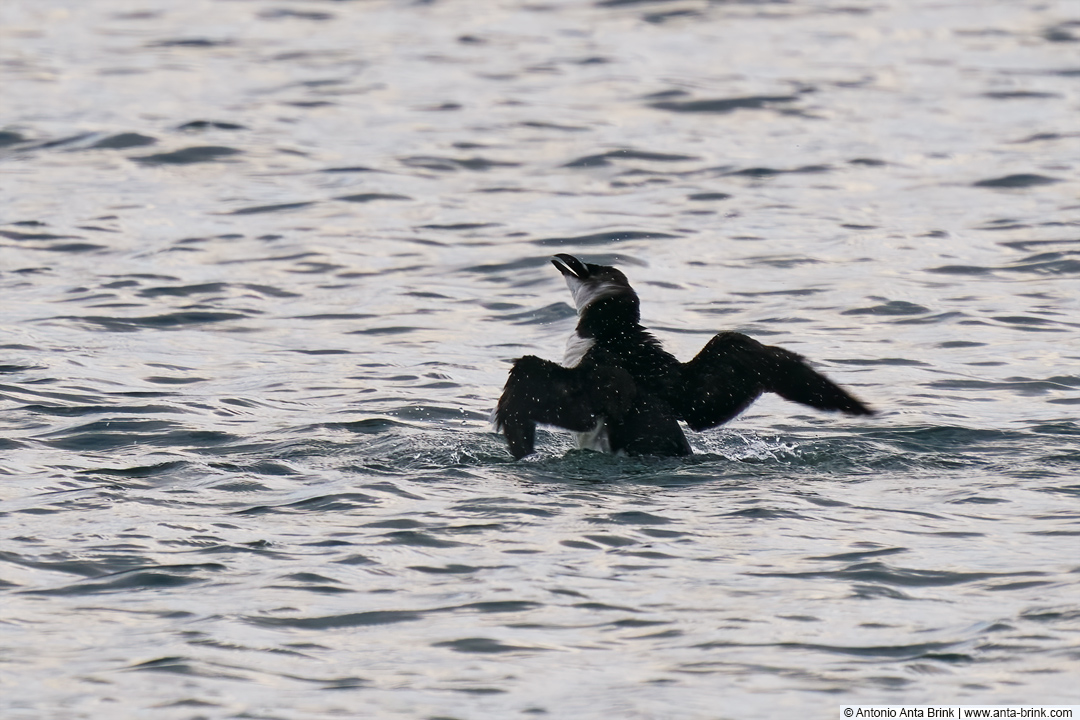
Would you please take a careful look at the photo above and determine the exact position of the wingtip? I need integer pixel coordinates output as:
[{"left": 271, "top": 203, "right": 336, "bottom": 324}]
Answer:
[{"left": 844, "top": 399, "right": 876, "bottom": 417}]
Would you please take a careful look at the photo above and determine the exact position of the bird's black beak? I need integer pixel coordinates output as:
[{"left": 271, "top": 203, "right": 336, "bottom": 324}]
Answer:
[{"left": 552, "top": 254, "right": 589, "bottom": 279}]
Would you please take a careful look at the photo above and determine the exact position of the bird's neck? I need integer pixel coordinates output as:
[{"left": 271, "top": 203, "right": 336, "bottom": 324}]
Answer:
[{"left": 576, "top": 293, "right": 641, "bottom": 341}]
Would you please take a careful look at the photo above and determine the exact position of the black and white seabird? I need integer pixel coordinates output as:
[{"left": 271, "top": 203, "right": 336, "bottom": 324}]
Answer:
[{"left": 494, "top": 254, "right": 874, "bottom": 459}]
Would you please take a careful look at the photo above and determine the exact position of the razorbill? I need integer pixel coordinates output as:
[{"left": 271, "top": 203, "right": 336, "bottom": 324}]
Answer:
[{"left": 494, "top": 254, "right": 874, "bottom": 459}]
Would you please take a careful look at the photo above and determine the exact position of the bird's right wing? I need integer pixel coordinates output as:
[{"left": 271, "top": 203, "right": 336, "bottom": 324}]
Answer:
[
  {"left": 676, "top": 332, "right": 873, "bottom": 431},
  {"left": 494, "top": 355, "right": 634, "bottom": 459}
]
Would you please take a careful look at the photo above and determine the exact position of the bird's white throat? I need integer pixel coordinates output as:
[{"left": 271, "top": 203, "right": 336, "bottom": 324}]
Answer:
[{"left": 563, "top": 275, "right": 627, "bottom": 313}]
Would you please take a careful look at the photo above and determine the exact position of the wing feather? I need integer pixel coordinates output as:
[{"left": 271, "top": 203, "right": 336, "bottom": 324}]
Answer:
[
  {"left": 494, "top": 356, "right": 605, "bottom": 459},
  {"left": 677, "top": 332, "right": 873, "bottom": 431}
]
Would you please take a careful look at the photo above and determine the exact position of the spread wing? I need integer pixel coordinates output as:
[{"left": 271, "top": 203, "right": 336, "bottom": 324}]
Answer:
[
  {"left": 676, "top": 332, "right": 874, "bottom": 432},
  {"left": 494, "top": 355, "right": 635, "bottom": 459}
]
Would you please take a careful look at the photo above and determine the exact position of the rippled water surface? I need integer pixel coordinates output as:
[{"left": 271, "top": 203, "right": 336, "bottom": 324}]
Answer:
[{"left": 3, "top": 0, "right": 1080, "bottom": 717}]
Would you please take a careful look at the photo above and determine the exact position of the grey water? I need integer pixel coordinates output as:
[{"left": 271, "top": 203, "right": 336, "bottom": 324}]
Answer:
[{"left": 2, "top": 0, "right": 1079, "bottom": 718}]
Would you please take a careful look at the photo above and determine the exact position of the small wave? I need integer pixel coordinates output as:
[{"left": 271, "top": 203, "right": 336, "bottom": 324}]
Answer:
[
  {"left": 726, "top": 165, "right": 831, "bottom": 178},
  {"left": 89, "top": 132, "right": 157, "bottom": 149},
  {"left": 227, "top": 201, "right": 315, "bottom": 215},
  {"left": 776, "top": 640, "right": 970, "bottom": 661},
  {"left": 983, "top": 91, "right": 1060, "bottom": 100},
  {"left": 39, "top": 419, "right": 237, "bottom": 451},
  {"left": 132, "top": 146, "right": 242, "bottom": 165},
  {"left": 648, "top": 94, "right": 800, "bottom": 114},
  {"left": 176, "top": 120, "right": 246, "bottom": 131},
  {"left": 22, "top": 563, "right": 226, "bottom": 596},
  {"left": 237, "top": 492, "right": 379, "bottom": 515},
  {"left": 972, "top": 173, "right": 1061, "bottom": 188},
  {"left": 0, "top": 130, "right": 26, "bottom": 147},
  {"left": 399, "top": 155, "right": 520, "bottom": 172},
  {"left": 148, "top": 38, "right": 234, "bottom": 48},
  {"left": 497, "top": 302, "right": 576, "bottom": 325},
  {"left": 325, "top": 418, "right": 412, "bottom": 434},
  {"left": 533, "top": 230, "right": 678, "bottom": 247},
  {"left": 23, "top": 403, "right": 182, "bottom": 417},
  {"left": 563, "top": 149, "right": 699, "bottom": 168},
  {"left": 925, "top": 376, "right": 1080, "bottom": 395},
  {"left": 752, "top": 561, "right": 1044, "bottom": 589},
  {"left": 0, "top": 228, "right": 78, "bottom": 241},
  {"left": 61, "top": 311, "right": 250, "bottom": 331},
  {"left": 335, "top": 193, "right": 411, "bottom": 203},
  {"left": 842, "top": 300, "right": 931, "bottom": 316},
  {"left": 433, "top": 637, "right": 544, "bottom": 654}
]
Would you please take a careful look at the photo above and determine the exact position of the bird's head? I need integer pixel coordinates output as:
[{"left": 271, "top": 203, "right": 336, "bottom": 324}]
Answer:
[{"left": 551, "top": 254, "right": 634, "bottom": 314}]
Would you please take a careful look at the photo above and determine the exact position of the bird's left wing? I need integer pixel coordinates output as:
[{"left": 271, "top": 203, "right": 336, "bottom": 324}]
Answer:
[{"left": 494, "top": 355, "right": 632, "bottom": 459}]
